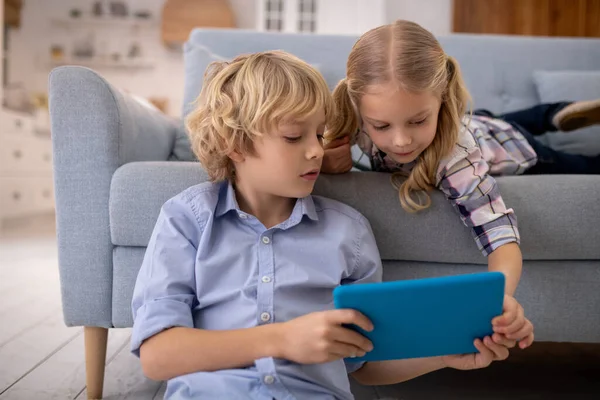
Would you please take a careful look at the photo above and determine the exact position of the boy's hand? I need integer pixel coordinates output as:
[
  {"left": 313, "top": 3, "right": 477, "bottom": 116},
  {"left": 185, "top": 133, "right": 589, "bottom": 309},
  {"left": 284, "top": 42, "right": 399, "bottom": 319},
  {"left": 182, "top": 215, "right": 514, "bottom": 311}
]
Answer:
[
  {"left": 492, "top": 294, "right": 534, "bottom": 349},
  {"left": 276, "top": 309, "right": 374, "bottom": 364},
  {"left": 322, "top": 136, "right": 353, "bottom": 174},
  {"left": 441, "top": 336, "right": 509, "bottom": 370}
]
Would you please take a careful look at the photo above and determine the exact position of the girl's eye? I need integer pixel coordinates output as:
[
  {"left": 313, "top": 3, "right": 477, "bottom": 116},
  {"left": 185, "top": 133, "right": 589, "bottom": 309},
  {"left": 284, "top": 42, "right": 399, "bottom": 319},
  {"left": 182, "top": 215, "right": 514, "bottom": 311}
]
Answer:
[
  {"left": 317, "top": 134, "right": 324, "bottom": 142},
  {"left": 284, "top": 136, "right": 302, "bottom": 143},
  {"left": 373, "top": 124, "right": 389, "bottom": 131},
  {"left": 411, "top": 118, "right": 427, "bottom": 126}
]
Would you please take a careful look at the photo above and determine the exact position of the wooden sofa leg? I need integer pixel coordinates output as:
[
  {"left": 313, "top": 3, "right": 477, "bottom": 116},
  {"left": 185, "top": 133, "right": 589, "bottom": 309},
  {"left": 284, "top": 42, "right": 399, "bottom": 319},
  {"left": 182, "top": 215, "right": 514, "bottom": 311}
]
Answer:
[{"left": 84, "top": 327, "right": 108, "bottom": 400}]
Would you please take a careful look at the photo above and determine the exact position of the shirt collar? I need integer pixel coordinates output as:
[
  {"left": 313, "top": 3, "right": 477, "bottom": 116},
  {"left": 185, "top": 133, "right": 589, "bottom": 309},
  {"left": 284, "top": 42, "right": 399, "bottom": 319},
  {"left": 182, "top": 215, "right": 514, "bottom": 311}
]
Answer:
[
  {"left": 215, "top": 181, "right": 239, "bottom": 218},
  {"left": 215, "top": 181, "right": 318, "bottom": 222}
]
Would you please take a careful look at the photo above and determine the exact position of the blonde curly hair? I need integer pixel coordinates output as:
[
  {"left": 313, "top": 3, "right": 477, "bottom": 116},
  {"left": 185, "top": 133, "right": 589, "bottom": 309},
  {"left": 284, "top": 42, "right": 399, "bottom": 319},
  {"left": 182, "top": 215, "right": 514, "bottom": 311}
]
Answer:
[
  {"left": 185, "top": 50, "right": 335, "bottom": 182},
  {"left": 326, "top": 20, "right": 471, "bottom": 212}
]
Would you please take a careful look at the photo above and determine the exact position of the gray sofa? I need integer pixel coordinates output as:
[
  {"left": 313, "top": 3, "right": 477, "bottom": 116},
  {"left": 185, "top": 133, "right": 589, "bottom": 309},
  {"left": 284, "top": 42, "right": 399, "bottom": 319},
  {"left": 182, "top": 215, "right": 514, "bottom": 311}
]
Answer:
[{"left": 49, "top": 29, "right": 600, "bottom": 400}]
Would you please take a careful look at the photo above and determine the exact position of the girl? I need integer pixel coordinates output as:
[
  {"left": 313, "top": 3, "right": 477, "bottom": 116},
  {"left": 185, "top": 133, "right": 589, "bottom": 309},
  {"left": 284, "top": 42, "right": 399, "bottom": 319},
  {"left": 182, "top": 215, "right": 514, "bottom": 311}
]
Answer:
[{"left": 323, "top": 20, "right": 552, "bottom": 350}]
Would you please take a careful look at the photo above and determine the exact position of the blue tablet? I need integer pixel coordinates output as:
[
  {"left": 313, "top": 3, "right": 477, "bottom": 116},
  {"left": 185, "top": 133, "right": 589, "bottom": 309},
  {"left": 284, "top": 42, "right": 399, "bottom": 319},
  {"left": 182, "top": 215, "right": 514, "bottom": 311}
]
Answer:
[{"left": 333, "top": 272, "right": 505, "bottom": 362}]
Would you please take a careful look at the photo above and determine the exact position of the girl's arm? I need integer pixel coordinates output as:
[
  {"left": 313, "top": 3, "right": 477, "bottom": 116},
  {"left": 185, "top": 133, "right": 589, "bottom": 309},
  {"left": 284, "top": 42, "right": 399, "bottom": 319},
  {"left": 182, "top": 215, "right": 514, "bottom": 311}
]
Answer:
[
  {"left": 487, "top": 242, "right": 522, "bottom": 295},
  {"left": 433, "top": 134, "right": 534, "bottom": 348},
  {"left": 488, "top": 243, "right": 535, "bottom": 349},
  {"left": 352, "top": 356, "right": 446, "bottom": 385}
]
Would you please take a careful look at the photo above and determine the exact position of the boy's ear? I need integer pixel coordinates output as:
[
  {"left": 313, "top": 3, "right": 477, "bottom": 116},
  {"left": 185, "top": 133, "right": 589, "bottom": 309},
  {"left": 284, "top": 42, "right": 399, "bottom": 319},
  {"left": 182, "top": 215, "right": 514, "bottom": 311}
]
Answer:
[{"left": 228, "top": 150, "right": 245, "bottom": 163}]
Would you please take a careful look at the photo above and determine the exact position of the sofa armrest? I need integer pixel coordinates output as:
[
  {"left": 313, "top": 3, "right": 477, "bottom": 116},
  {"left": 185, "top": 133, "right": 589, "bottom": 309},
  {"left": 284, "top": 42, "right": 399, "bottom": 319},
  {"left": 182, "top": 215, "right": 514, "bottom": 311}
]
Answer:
[{"left": 49, "top": 66, "right": 181, "bottom": 327}]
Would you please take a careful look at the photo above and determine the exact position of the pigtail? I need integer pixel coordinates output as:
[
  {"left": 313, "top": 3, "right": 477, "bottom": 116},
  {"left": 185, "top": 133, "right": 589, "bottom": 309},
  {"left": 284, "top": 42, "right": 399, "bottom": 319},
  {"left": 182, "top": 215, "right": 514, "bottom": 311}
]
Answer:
[
  {"left": 437, "top": 55, "right": 471, "bottom": 154},
  {"left": 395, "top": 55, "right": 471, "bottom": 213}
]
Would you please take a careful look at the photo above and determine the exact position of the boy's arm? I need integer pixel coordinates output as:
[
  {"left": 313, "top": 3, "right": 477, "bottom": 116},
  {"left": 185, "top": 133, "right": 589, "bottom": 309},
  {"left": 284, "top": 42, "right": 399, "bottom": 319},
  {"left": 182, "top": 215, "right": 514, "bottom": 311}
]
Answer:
[
  {"left": 130, "top": 198, "right": 279, "bottom": 380},
  {"left": 142, "top": 309, "right": 375, "bottom": 381},
  {"left": 132, "top": 199, "right": 285, "bottom": 380},
  {"left": 139, "top": 325, "right": 282, "bottom": 381}
]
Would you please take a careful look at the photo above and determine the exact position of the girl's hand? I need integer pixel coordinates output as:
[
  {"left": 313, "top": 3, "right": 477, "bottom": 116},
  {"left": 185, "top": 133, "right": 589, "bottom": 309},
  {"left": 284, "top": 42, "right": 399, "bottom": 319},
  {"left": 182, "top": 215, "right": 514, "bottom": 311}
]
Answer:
[
  {"left": 491, "top": 332, "right": 517, "bottom": 349},
  {"left": 492, "top": 295, "right": 534, "bottom": 349},
  {"left": 322, "top": 136, "right": 353, "bottom": 174},
  {"left": 441, "top": 336, "right": 509, "bottom": 370}
]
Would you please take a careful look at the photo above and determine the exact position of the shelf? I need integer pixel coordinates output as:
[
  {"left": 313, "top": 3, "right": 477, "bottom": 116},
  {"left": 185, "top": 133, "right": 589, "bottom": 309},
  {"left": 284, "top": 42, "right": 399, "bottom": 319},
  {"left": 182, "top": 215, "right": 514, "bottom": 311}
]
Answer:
[
  {"left": 50, "top": 16, "right": 158, "bottom": 29},
  {"left": 48, "top": 57, "right": 155, "bottom": 70}
]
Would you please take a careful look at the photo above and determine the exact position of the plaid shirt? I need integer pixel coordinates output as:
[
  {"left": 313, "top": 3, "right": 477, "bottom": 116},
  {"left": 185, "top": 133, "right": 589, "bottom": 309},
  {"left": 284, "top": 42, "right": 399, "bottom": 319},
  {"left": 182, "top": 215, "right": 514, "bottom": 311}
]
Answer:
[{"left": 358, "top": 115, "right": 538, "bottom": 256}]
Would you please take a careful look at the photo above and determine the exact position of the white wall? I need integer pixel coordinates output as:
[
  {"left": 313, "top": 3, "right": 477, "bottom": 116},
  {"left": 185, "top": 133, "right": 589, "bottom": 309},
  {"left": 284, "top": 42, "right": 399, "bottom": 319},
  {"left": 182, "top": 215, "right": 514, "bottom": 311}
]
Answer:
[
  {"left": 229, "top": 0, "right": 257, "bottom": 30},
  {"left": 315, "top": 0, "right": 387, "bottom": 35},
  {"left": 385, "top": 0, "right": 452, "bottom": 36}
]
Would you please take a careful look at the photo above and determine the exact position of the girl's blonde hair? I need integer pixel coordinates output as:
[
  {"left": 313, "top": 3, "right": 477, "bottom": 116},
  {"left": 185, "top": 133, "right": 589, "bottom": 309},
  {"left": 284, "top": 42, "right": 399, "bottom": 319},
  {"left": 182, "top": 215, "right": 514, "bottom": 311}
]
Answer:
[
  {"left": 327, "top": 20, "right": 471, "bottom": 212},
  {"left": 186, "top": 50, "right": 335, "bottom": 182}
]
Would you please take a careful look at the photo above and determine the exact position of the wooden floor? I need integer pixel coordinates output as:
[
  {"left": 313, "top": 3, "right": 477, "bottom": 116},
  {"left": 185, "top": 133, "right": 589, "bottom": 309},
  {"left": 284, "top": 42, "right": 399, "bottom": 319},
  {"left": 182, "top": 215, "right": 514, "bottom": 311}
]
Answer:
[
  {"left": 0, "top": 215, "right": 165, "bottom": 400},
  {"left": 0, "top": 214, "right": 599, "bottom": 400}
]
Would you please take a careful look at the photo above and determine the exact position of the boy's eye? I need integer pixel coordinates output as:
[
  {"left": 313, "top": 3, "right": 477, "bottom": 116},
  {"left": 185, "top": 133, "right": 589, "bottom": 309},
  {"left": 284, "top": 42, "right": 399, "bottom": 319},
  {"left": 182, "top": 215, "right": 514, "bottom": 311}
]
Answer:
[
  {"left": 284, "top": 136, "right": 302, "bottom": 143},
  {"left": 373, "top": 124, "right": 389, "bottom": 131},
  {"left": 411, "top": 118, "right": 427, "bottom": 126}
]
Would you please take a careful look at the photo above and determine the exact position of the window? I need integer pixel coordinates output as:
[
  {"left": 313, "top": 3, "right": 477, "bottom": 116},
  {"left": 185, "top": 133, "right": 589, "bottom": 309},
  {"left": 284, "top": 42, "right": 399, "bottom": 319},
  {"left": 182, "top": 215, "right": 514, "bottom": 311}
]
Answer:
[
  {"left": 297, "top": 0, "right": 317, "bottom": 33},
  {"left": 265, "top": 0, "right": 285, "bottom": 31}
]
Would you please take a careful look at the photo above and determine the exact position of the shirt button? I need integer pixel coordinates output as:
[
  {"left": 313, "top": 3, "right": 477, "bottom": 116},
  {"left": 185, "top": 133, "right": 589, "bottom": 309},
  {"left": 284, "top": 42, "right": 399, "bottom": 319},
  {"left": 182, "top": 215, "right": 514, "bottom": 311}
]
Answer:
[
  {"left": 264, "top": 375, "right": 275, "bottom": 385},
  {"left": 260, "top": 312, "right": 271, "bottom": 322},
  {"left": 261, "top": 276, "right": 271, "bottom": 283},
  {"left": 238, "top": 213, "right": 247, "bottom": 219},
  {"left": 262, "top": 236, "right": 270, "bottom": 244}
]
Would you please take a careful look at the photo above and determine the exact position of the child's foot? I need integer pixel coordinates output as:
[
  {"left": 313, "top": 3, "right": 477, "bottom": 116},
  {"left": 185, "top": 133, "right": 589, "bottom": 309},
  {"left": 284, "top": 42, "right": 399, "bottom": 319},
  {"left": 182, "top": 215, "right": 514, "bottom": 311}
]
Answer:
[{"left": 553, "top": 99, "right": 600, "bottom": 131}]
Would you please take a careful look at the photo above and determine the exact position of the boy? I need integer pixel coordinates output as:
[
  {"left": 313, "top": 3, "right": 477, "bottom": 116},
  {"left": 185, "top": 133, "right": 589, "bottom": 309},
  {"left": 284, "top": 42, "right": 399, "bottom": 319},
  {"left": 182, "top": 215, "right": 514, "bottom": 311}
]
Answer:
[{"left": 131, "top": 51, "right": 509, "bottom": 399}]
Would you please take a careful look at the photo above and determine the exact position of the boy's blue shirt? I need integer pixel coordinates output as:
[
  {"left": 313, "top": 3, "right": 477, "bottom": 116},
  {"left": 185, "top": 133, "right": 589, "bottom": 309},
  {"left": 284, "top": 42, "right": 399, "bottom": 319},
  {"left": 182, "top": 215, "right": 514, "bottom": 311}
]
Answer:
[{"left": 131, "top": 180, "right": 382, "bottom": 399}]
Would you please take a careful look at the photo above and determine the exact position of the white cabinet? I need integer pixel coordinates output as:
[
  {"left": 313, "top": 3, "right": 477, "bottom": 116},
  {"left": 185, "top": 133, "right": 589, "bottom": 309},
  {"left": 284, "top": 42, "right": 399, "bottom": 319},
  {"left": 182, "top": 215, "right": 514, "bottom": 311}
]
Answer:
[
  {"left": 0, "top": 110, "right": 54, "bottom": 222},
  {"left": 0, "top": 0, "right": 53, "bottom": 224},
  {"left": 256, "top": 0, "right": 386, "bottom": 35},
  {"left": 0, "top": 136, "right": 52, "bottom": 174}
]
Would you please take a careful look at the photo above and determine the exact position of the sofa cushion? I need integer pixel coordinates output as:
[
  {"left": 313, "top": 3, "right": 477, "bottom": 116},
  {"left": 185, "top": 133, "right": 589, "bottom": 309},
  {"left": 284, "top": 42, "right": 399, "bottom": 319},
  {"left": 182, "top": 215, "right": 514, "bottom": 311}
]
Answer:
[
  {"left": 184, "top": 30, "right": 600, "bottom": 118},
  {"left": 110, "top": 161, "right": 600, "bottom": 262},
  {"left": 110, "top": 162, "right": 208, "bottom": 245},
  {"left": 533, "top": 70, "right": 600, "bottom": 156},
  {"left": 534, "top": 70, "right": 600, "bottom": 101},
  {"left": 182, "top": 43, "right": 228, "bottom": 118}
]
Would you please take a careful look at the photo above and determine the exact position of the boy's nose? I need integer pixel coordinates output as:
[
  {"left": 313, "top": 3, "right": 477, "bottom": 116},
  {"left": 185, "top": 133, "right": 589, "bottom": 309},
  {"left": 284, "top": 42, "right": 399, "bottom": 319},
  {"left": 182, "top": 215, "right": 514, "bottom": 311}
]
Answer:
[{"left": 307, "top": 140, "right": 325, "bottom": 160}]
